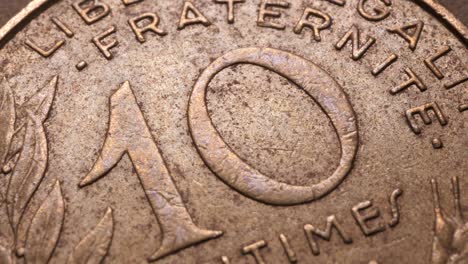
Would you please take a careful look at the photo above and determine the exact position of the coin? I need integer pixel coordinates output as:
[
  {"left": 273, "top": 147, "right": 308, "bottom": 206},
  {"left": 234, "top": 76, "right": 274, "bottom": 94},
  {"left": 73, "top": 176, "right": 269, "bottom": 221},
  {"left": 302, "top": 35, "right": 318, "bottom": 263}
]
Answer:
[{"left": 0, "top": 0, "right": 467, "bottom": 263}]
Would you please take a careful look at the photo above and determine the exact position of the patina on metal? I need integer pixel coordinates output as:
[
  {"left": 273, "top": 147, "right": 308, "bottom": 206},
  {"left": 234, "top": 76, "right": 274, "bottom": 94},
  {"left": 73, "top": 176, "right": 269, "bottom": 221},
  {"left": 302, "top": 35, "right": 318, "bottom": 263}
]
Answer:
[{"left": 0, "top": 0, "right": 467, "bottom": 263}]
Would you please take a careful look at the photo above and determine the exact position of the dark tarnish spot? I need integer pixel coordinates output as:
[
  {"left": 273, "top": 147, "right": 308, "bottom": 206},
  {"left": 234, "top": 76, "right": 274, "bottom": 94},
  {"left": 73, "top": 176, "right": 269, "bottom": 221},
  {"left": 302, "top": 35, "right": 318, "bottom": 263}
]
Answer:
[{"left": 0, "top": 58, "right": 10, "bottom": 71}]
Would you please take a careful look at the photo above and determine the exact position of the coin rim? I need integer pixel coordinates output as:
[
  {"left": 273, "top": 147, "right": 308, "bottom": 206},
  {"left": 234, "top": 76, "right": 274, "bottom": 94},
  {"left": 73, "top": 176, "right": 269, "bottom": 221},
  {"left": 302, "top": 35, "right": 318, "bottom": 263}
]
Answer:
[
  {"left": 0, "top": 1, "right": 465, "bottom": 262},
  {"left": 0, "top": 0, "right": 466, "bottom": 46}
]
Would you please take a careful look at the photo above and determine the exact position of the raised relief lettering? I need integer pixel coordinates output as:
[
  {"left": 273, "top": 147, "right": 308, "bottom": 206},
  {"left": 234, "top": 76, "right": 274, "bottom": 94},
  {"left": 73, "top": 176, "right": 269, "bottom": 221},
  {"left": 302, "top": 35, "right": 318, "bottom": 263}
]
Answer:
[
  {"left": 424, "top": 46, "right": 452, "bottom": 80},
  {"left": 335, "top": 25, "right": 376, "bottom": 60},
  {"left": 72, "top": 0, "right": 111, "bottom": 25},
  {"left": 388, "top": 189, "right": 403, "bottom": 227},
  {"left": 214, "top": 0, "right": 245, "bottom": 24},
  {"left": 92, "top": 26, "right": 118, "bottom": 60},
  {"left": 325, "top": 0, "right": 345, "bottom": 6},
  {"left": 242, "top": 240, "right": 268, "bottom": 264},
  {"left": 122, "top": 0, "right": 143, "bottom": 5},
  {"left": 444, "top": 75, "right": 468, "bottom": 90},
  {"left": 279, "top": 234, "right": 297, "bottom": 263},
  {"left": 431, "top": 138, "right": 443, "bottom": 149},
  {"left": 388, "top": 21, "right": 424, "bottom": 51},
  {"left": 25, "top": 38, "right": 65, "bottom": 58},
  {"left": 178, "top": 1, "right": 212, "bottom": 30},
  {"left": 257, "top": 0, "right": 290, "bottom": 30},
  {"left": 216, "top": 189, "right": 403, "bottom": 262},
  {"left": 79, "top": 82, "right": 223, "bottom": 261},
  {"left": 459, "top": 104, "right": 468, "bottom": 112},
  {"left": 76, "top": 61, "right": 88, "bottom": 71},
  {"left": 304, "top": 215, "right": 353, "bottom": 256},
  {"left": 372, "top": 54, "right": 398, "bottom": 76},
  {"left": 221, "top": 256, "right": 231, "bottom": 264},
  {"left": 405, "top": 102, "right": 447, "bottom": 134},
  {"left": 352, "top": 201, "right": 386, "bottom": 236},
  {"left": 391, "top": 68, "right": 426, "bottom": 95},
  {"left": 51, "top": 17, "right": 74, "bottom": 38},
  {"left": 357, "top": 0, "right": 392, "bottom": 21},
  {"left": 431, "top": 177, "right": 468, "bottom": 264},
  {"left": 293, "top": 8, "right": 332, "bottom": 42},
  {"left": 188, "top": 47, "right": 358, "bottom": 205},
  {"left": 129, "top": 13, "right": 167, "bottom": 43}
]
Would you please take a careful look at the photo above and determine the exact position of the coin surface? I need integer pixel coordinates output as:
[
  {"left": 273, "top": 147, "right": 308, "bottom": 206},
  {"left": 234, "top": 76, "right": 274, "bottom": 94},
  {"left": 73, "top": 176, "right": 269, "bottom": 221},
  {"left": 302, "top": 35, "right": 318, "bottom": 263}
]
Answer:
[{"left": 0, "top": 0, "right": 467, "bottom": 263}]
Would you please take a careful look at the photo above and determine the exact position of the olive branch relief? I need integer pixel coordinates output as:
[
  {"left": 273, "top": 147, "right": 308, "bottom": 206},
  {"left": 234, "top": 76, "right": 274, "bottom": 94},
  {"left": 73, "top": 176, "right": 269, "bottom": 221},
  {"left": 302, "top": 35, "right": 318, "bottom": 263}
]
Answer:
[
  {"left": 0, "top": 77, "right": 113, "bottom": 264},
  {"left": 0, "top": 70, "right": 466, "bottom": 263},
  {"left": 431, "top": 177, "right": 468, "bottom": 264}
]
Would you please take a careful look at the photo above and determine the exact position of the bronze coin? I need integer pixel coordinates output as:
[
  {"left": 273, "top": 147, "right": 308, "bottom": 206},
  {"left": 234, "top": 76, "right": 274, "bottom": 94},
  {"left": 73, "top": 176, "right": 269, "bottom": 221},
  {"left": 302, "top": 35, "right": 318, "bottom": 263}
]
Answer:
[{"left": 0, "top": 0, "right": 467, "bottom": 263}]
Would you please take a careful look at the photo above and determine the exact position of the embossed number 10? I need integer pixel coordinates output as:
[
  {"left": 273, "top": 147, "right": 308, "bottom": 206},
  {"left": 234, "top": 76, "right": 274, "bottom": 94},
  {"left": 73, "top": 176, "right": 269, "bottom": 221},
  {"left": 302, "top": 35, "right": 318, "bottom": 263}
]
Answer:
[{"left": 79, "top": 47, "right": 359, "bottom": 261}]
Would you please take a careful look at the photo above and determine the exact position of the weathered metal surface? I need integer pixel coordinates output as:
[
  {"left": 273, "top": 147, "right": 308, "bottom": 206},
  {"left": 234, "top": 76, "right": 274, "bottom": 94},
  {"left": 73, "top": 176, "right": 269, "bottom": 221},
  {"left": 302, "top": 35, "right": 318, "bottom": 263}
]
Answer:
[{"left": 0, "top": 0, "right": 467, "bottom": 263}]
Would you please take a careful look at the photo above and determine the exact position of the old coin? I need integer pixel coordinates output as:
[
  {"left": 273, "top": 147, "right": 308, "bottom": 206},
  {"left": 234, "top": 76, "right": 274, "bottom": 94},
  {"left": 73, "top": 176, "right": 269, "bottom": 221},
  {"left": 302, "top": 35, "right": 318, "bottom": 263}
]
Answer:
[{"left": 0, "top": 0, "right": 467, "bottom": 263}]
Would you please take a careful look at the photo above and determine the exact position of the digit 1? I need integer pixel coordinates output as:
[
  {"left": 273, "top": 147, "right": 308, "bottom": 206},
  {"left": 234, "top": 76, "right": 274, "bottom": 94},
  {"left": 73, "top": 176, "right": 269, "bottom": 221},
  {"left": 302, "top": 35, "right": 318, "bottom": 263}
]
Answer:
[{"left": 79, "top": 81, "right": 223, "bottom": 261}]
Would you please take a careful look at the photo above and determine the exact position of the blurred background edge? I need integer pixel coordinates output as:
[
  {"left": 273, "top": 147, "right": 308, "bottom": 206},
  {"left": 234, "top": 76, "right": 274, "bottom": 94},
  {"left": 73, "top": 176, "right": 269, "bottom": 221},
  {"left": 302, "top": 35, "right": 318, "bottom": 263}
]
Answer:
[{"left": 0, "top": 0, "right": 466, "bottom": 37}]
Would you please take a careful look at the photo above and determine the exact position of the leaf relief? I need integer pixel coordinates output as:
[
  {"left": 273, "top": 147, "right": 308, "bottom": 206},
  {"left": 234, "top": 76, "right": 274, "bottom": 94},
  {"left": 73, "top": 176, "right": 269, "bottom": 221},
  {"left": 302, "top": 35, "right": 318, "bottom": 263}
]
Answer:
[
  {"left": 431, "top": 177, "right": 468, "bottom": 264},
  {"left": 6, "top": 112, "right": 48, "bottom": 230},
  {"left": 0, "top": 78, "right": 16, "bottom": 171},
  {"left": 3, "top": 76, "right": 57, "bottom": 172},
  {"left": 67, "top": 208, "right": 114, "bottom": 264},
  {"left": 24, "top": 180, "right": 64, "bottom": 264}
]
